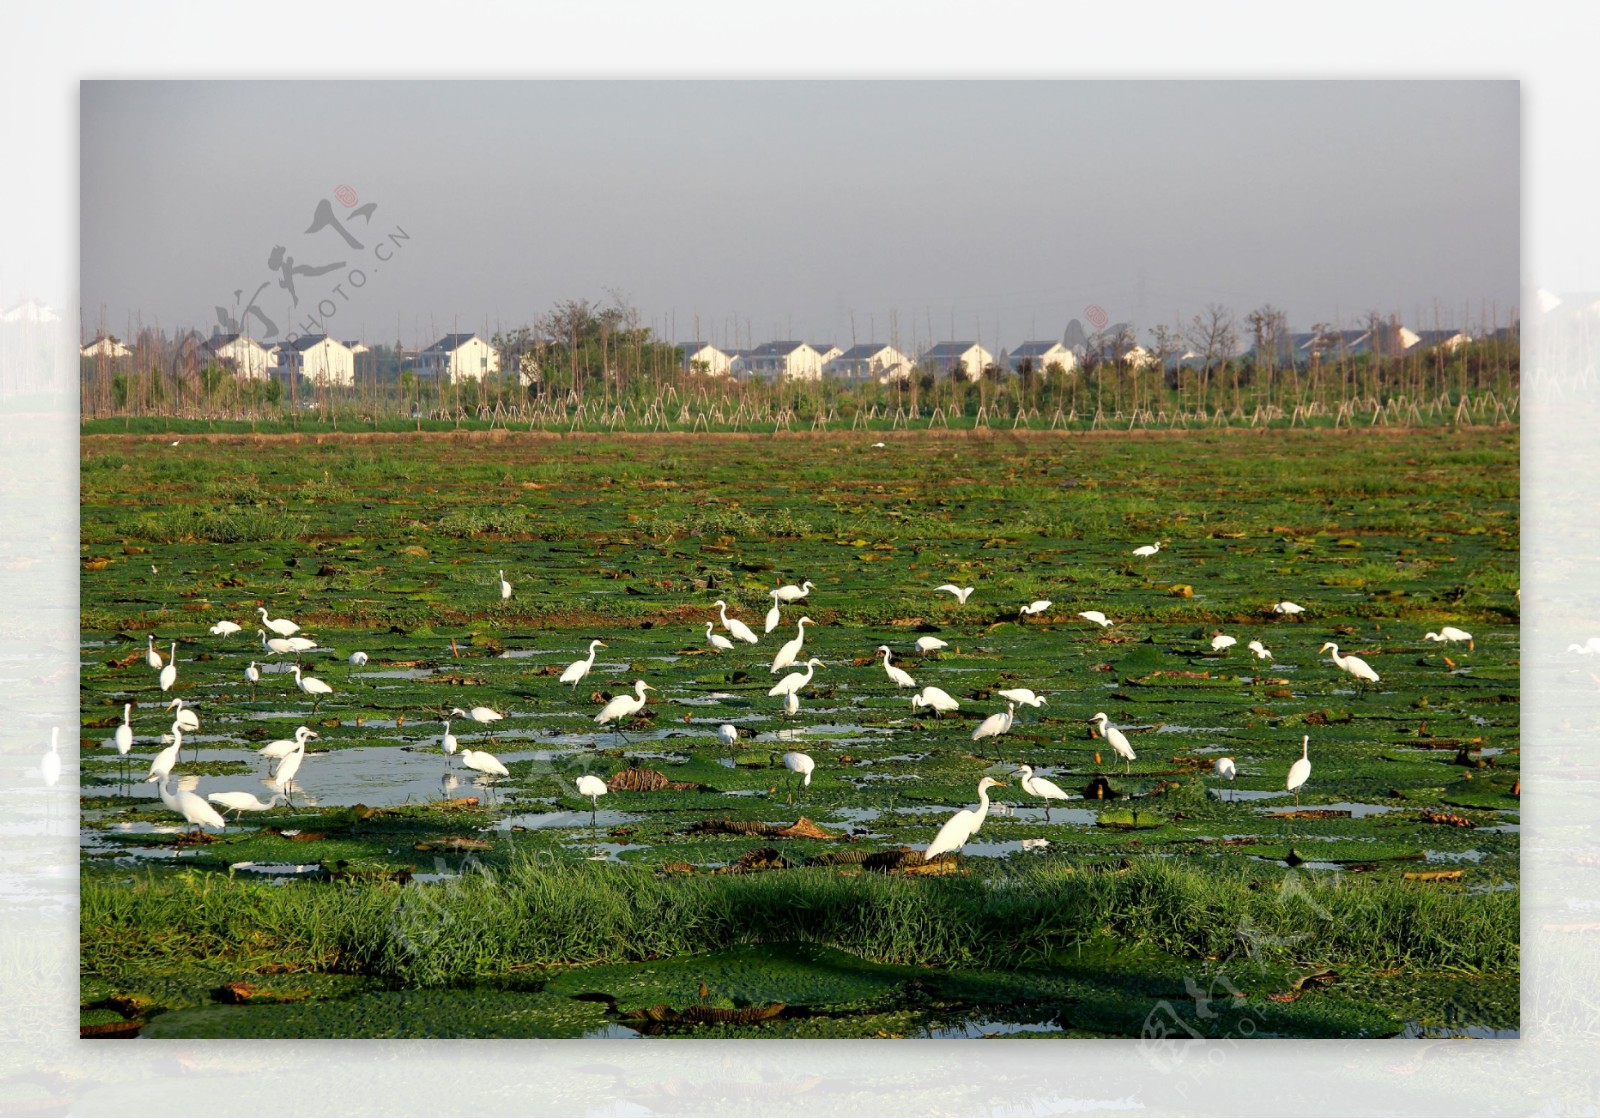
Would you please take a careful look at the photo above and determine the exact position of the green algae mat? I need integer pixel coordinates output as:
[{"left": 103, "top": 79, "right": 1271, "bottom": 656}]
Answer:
[{"left": 78, "top": 427, "right": 1519, "bottom": 1038}]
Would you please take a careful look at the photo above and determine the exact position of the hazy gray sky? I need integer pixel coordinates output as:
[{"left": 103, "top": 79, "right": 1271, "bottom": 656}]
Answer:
[{"left": 81, "top": 80, "right": 1518, "bottom": 349}]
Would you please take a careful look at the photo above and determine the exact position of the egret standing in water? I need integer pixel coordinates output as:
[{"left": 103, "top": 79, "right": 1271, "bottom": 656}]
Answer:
[
  {"left": 1013, "top": 765, "right": 1069, "bottom": 820},
  {"left": 704, "top": 622, "right": 735, "bottom": 652},
  {"left": 1078, "top": 610, "right": 1114, "bottom": 628},
  {"left": 258, "top": 727, "right": 318, "bottom": 775},
  {"left": 935, "top": 583, "right": 974, "bottom": 604},
  {"left": 209, "top": 620, "right": 242, "bottom": 638},
  {"left": 1247, "top": 640, "right": 1273, "bottom": 661},
  {"left": 146, "top": 635, "right": 164, "bottom": 670},
  {"left": 451, "top": 706, "right": 506, "bottom": 740},
  {"left": 772, "top": 579, "right": 815, "bottom": 604},
  {"left": 594, "top": 681, "right": 654, "bottom": 738},
  {"left": 159, "top": 643, "right": 178, "bottom": 692},
  {"left": 575, "top": 774, "right": 608, "bottom": 819},
  {"left": 911, "top": 686, "right": 960, "bottom": 717},
  {"left": 1019, "top": 599, "right": 1053, "bottom": 619},
  {"left": 290, "top": 665, "right": 333, "bottom": 713},
  {"left": 768, "top": 658, "right": 823, "bottom": 704},
  {"left": 114, "top": 704, "right": 135, "bottom": 783},
  {"left": 560, "top": 640, "right": 607, "bottom": 687},
  {"left": 915, "top": 636, "right": 948, "bottom": 654},
  {"left": 41, "top": 728, "right": 61, "bottom": 789},
  {"left": 272, "top": 738, "right": 308, "bottom": 805},
  {"left": 713, "top": 600, "right": 759, "bottom": 645},
  {"left": 1424, "top": 627, "right": 1474, "bottom": 650},
  {"left": 206, "top": 790, "right": 287, "bottom": 822},
  {"left": 145, "top": 728, "right": 183, "bottom": 785},
  {"left": 877, "top": 645, "right": 916, "bottom": 689},
  {"left": 441, "top": 720, "right": 459, "bottom": 767},
  {"left": 1210, "top": 634, "right": 1237, "bottom": 653},
  {"left": 1215, "top": 756, "right": 1237, "bottom": 801},
  {"left": 781, "top": 751, "right": 814, "bottom": 802},
  {"left": 770, "top": 617, "right": 813, "bottom": 674},
  {"left": 499, "top": 569, "right": 512, "bottom": 601},
  {"left": 1272, "top": 601, "right": 1305, "bottom": 616},
  {"left": 1090, "top": 712, "right": 1136, "bottom": 773},
  {"left": 971, "top": 703, "right": 1016, "bottom": 743},
  {"left": 257, "top": 606, "right": 301, "bottom": 636},
  {"left": 996, "top": 688, "right": 1046, "bottom": 709},
  {"left": 923, "top": 777, "right": 1005, "bottom": 860},
  {"left": 159, "top": 774, "right": 226, "bottom": 836},
  {"left": 1287, "top": 736, "right": 1312, "bottom": 806},
  {"left": 1132, "top": 542, "right": 1162, "bottom": 557},
  {"left": 1319, "top": 642, "right": 1380, "bottom": 688},
  {"left": 244, "top": 660, "right": 261, "bottom": 699}
]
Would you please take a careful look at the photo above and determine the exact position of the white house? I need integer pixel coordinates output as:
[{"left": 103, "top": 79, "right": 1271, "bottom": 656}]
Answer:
[
  {"left": 919, "top": 341, "right": 995, "bottom": 381},
  {"left": 812, "top": 343, "right": 843, "bottom": 366},
  {"left": 680, "top": 342, "right": 734, "bottom": 377},
  {"left": 1122, "top": 345, "right": 1158, "bottom": 370},
  {"left": 201, "top": 333, "right": 274, "bottom": 379},
  {"left": 419, "top": 333, "right": 501, "bottom": 383},
  {"left": 343, "top": 340, "right": 370, "bottom": 355},
  {"left": 81, "top": 335, "right": 132, "bottom": 359},
  {"left": 1415, "top": 329, "right": 1472, "bottom": 352},
  {"left": 280, "top": 334, "right": 355, "bottom": 386},
  {"left": 1006, "top": 341, "right": 1077, "bottom": 375},
  {"left": 746, "top": 341, "right": 826, "bottom": 381},
  {"left": 829, "top": 343, "right": 914, "bottom": 383}
]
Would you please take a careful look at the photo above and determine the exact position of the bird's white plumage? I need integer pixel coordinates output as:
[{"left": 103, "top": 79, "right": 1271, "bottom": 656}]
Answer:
[
  {"left": 259, "top": 630, "right": 296, "bottom": 656},
  {"left": 718, "top": 724, "right": 740, "bottom": 748},
  {"left": 1019, "top": 600, "right": 1053, "bottom": 617},
  {"left": 705, "top": 622, "right": 735, "bottom": 652},
  {"left": 911, "top": 686, "right": 960, "bottom": 715},
  {"left": 209, "top": 620, "right": 242, "bottom": 637},
  {"left": 272, "top": 740, "right": 307, "bottom": 791},
  {"left": 996, "top": 688, "right": 1046, "bottom": 708},
  {"left": 441, "top": 721, "right": 458, "bottom": 759},
  {"left": 935, "top": 584, "right": 974, "bottom": 604},
  {"left": 146, "top": 635, "right": 164, "bottom": 670},
  {"left": 914, "top": 636, "right": 948, "bottom": 653},
  {"left": 1424, "top": 627, "right": 1473, "bottom": 647},
  {"left": 114, "top": 704, "right": 134, "bottom": 757},
  {"left": 146, "top": 731, "right": 182, "bottom": 783},
  {"left": 349, "top": 651, "right": 369, "bottom": 666},
  {"left": 166, "top": 697, "right": 200, "bottom": 732},
  {"left": 768, "top": 658, "right": 823, "bottom": 698},
  {"left": 714, "top": 600, "right": 759, "bottom": 644},
  {"left": 1320, "top": 642, "right": 1380, "bottom": 683},
  {"left": 259, "top": 726, "right": 318, "bottom": 763},
  {"left": 924, "top": 777, "right": 1004, "bottom": 860},
  {"left": 1015, "top": 765, "right": 1068, "bottom": 804},
  {"left": 770, "top": 617, "right": 812, "bottom": 673},
  {"left": 1272, "top": 601, "right": 1305, "bottom": 615},
  {"left": 772, "top": 580, "right": 815, "bottom": 604},
  {"left": 878, "top": 646, "right": 916, "bottom": 688},
  {"left": 452, "top": 706, "right": 504, "bottom": 726},
  {"left": 258, "top": 607, "right": 301, "bottom": 636},
  {"left": 291, "top": 665, "right": 333, "bottom": 700},
  {"left": 207, "top": 790, "right": 286, "bottom": 818},
  {"left": 41, "top": 728, "right": 60, "bottom": 788},
  {"left": 1091, "top": 712, "right": 1136, "bottom": 765},
  {"left": 1215, "top": 756, "right": 1237, "bottom": 782},
  {"left": 1211, "top": 634, "right": 1237, "bottom": 652},
  {"left": 159, "top": 643, "right": 178, "bottom": 692},
  {"left": 461, "top": 748, "right": 509, "bottom": 777},
  {"left": 1287, "top": 736, "right": 1312, "bottom": 797},
  {"left": 1132, "top": 542, "right": 1161, "bottom": 557},
  {"left": 781, "top": 751, "right": 815, "bottom": 786},
  {"left": 594, "top": 681, "right": 654, "bottom": 726},
  {"left": 160, "top": 774, "right": 226, "bottom": 831},
  {"left": 245, "top": 661, "right": 261, "bottom": 686},
  {"left": 1247, "top": 640, "right": 1272, "bottom": 661},
  {"left": 499, "top": 570, "right": 512, "bottom": 600},
  {"left": 764, "top": 603, "right": 781, "bottom": 634},
  {"left": 971, "top": 703, "right": 1016, "bottom": 742},
  {"left": 561, "top": 640, "right": 608, "bottom": 686},
  {"left": 1078, "top": 611, "right": 1113, "bottom": 627},
  {"left": 576, "top": 774, "right": 608, "bottom": 806}
]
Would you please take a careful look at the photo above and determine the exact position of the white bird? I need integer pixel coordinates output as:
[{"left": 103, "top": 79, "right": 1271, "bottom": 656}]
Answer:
[
  {"left": 165, "top": 696, "right": 199, "bottom": 733},
  {"left": 718, "top": 724, "right": 740, "bottom": 750},
  {"left": 1319, "top": 642, "right": 1380, "bottom": 685},
  {"left": 159, "top": 774, "right": 226, "bottom": 834},
  {"left": 936, "top": 584, "right": 974, "bottom": 604},
  {"left": 1569, "top": 637, "right": 1600, "bottom": 656},
  {"left": 1286, "top": 736, "right": 1312, "bottom": 805},
  {"left": 770, "top": 617, "right": 813, "bottom": 674},
  {"left": 1014, "top": 764, "right": 1069, "bottom": 819},
  {"left": 704, "top": 622, "right": 735, "bottom": 652},
  {"left": 996, "top": 688, "right": 1046, "bottom": 708},
  {"left": 1019, "top": 600, "right": 1053, "bottom": 618},
  {"left": 1215, "top": 756, "right": 1237, "bottom": 800},
  {"left": 1090, "top": 712, "right": 1136, "bottom": 772},
  {"left": 42, "top": 728, "right": 61, "bottom": 788},
  {"left": 1078, "top": 611, "right": 1113, "bottom": 627},
  {"left": 1247, "top": 640, "right": 1272, "bottom": 661},
  {"left": 159, "top": 643, "right": 178, "bottom": 692},
  {"left": 784, "top": 689, "right": 800, "bottom": 718},
  {"left": 575, "top": 773, "right": 608, "bottom": 814},
  {"left": 971, "top": 703, "right": 1016, "bottom": 743},
  {"left": 349, "top": 651, "right": 369, "bottom": 666},
  {"left": 113, "top": 704, "right": 134, "bottom": 780},
  {"left": 781, "top": 751, "right": 815, "bottom": 794},
  {"left": 773, "top": 580, "right": 815, "bottom": 604},
  {"left": 561, "top": 640, "right": 608, "bottom": 687},
  {"left": 272, "top": 738, "right": 308, "bottom": 799},
  {"left": 1211, "top": 634, "right": 1238, "bottom": 652},
  {"left": 459, "top": 746, "right": 509, "bottom": 780},
  {"left": 878, "top": 645, "right": 916, "bottom": 688},
  {"left": 145, "top": 635, "right": 165, "bottom": 670},
  {"left": 207, "top": 789, "right": 286, "bottom": 821},
  {"left": 911, "top": 686, "right": 960, "bottom": 717},
  {"left": 1132, "top": 542, "right": 1162, "bottom": 557},
  {"left": 924, "top": 777, "right": 1005, "bottom": 860},
  {"left": 258, "top": 607, "right": 301, "bottom": 636},
  {"left": 209, "top": 620, "right": 242, "bottom": 637},
  {"left": 871, "top": 441, "right": 886, "bottom": 448},
  {"left": 145, "top": 729, "right": 183, "bottom": 784},
  {"left": 768, "top": 658, "right": 823, "bottom": 699},
  {"left": 594, "top": 681, "right": 654, "bottom": 727},
  {"left": 764, "top": 603, "right": 781, "bottom": 635},
  {"left": 499, "top": 569, "right": 512, "bottom": 600},
  {"left": 1424, "top": 627, "right": 1474, "bottom": 650},
  {"left": 283, "top": 636, "right": 318, "bottom": 653},
  {"left": 1272, "top": 601, "right": 1305, "bottom": 615},
  {"left": 441, "top": 720, "right": 458, "bottom": 764},
  {"left": 259, "top": 727, "right": 319, "bottom": 770},
  {"left": 244, "top": 660, "right": 261, "bottom": 696},
  {"left": 915, "top": 636, "right": 948, "bottom": 654},
  {"left": 291, "top": 665, "right": 334, "bottom": 711},
  {"left": 452, "top": 705, "right": 505, "bottom": 728},
  {"left": 259, "top": 629, "right": 298, "bottom": 657},
  {"left": 714, "top": 600, "right": 759, "bottom": 644}
]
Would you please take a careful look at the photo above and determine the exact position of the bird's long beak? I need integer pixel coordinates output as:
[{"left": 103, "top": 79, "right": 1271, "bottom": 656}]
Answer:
[{"left": 598, "top": 642, "right": 608, "bottom": 648}]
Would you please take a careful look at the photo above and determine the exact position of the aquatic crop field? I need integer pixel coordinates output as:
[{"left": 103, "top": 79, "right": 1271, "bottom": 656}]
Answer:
[{"left": 79, "top": 426, "right": 1519, "bottom": 1039}]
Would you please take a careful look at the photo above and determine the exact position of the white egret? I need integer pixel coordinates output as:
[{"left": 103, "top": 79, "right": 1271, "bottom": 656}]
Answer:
[
  {"left": 349, "top": 651, "right": 369, "bottom": 667},
  {"left": 783, "top": 690, "right": 800, "bottom": 718},
  {"left": 159, "top": 774, "right": 226, "bottom": 835},
  {"left": 560, "top": 640, "right": 608, "bottom": 687},
  {"left": 159, "top": 643, "right": 178, "bottom": 692},
  {"left": 1319, "top": 642, "right": 1380, "bottom": 686},
  {"left": 114, "top": 704, "right": 134, "bottom": 781},
  {"left": 272, "top": 739, "right": 307, "bottom": 802},
  {"left": 911, "top": 686, "right": 960, "bottom": 717},
  {"left": 258, "top": 606, "right": 300, "bottom": 636},
  {"left": 878, "top": 645, "right": 917, "bottom": 689},
  {"left": 441, "top": 720, "right": 458, "bottom": 765},
  {"left": 575, "top": 774, "right": 608, "bottom": 815},
  {"left": 499, "top": 569, "right": 512, "bottom": 600},
  {"left": 1132, "top": 542, "right": 1162, "bottom": 557},
  {"left": 1272, "top": 601, "right": 1305, "bottom": 615},
  {"left": 915, "top": 636, "right": 948, "bottom": 654},
  {"left": 768, "top": 658, "right": 823, "bottom": 700},
  {"left": 772, "top": 579, "right": 815, "bottom": 604},
  {"left": 209, "top": 620, "right": 242, "bottom": 637},
  {"left": 713, "top": 600, "right": 759, "bottom": 645},
  {"left": 1014, "top": 764, "right": 1069, "bottom": 820},
  {"left": 1286, "top": 736, "right": 1312, "bottom": 805},
  {"left": 244, "top": 660, "right": 261, "bottom": 698},
  {"left": 166, "top": 697, "right": 200, "bottom": 733},
  {"left": 769, "top": 617, "right": 813, "bottom": 674},
  {"left": 145, "top": 635, "right": 164, "bottom": 670},
  {"left": 781, "top": 751, "right": 815, "bottom": 800},
  {"left": 284, "top": 636, "right": 317, "bottom": 654},
  {"left": 459, "top": 746, "right": 509, "bottom": 782},
  {"left": 718, "top": 723, "right": 741, "bottom": 750},
  {"left": 996, "top": 688, "right": 1046, "bottom": 708},
  {"left": 290, "top": 665, "right": 334, "bottom": 712},
  {"left": 145, "top": 729, "right": 182, "bottom": 784},
  {"left": 259, "top": 629, "right": 297, "bottom": 657},
  {"left": 1570, "top": 638, "right": 1600, "bottom": 656},
  {"left": 1247, "top": 640, "right": 1273, "bottom": 661},
  {"left": 923, "top": 777, "right": 1005, "bottom": 861},
  {"left": 1078, "top": 611, "right": 1113, "bottom": 627},
  {"left": 207, "top": 790, "right": 287, "bottom": 821},
  {"left": 259, "top": 727, "right": 319, "bottom": 773},
  {"left": 1090, "top": 712, "right": 1136, "bottom": 773},
  {"left": 971, "top": 703, "right": 1016, "bottom": 743},
  {"left": 1215, "top": 756, "right": 1237, "bottom": 801},
  {"left": 1211, "top": 634, "right": 1238, "bottom": 652},
  {"left": 764, "top": 603, "right": 781, "bottom": 635},
  {"left": 42, "top": 728, "right": 61, "bottom": 788},
  {"left": 1019, "top": 600, "right": 1053, "bottom": 618},
  {"left": 1424, "top": 627, "right": 1474, "bottom": 650},
  {"left": 594, "top": 681, "right": 654, "bottom": 727},
  {"left": 704, "top": 623, "right": 735, "bottom": 652},
  {"left": 452, "top": 705, "right": 505, "bottom": 728},
  {"left": 935, "top": 584, "right": 974, "bottom": 604}
]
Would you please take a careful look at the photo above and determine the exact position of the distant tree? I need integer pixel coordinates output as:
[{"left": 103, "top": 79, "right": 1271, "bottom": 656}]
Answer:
[{"left": 1186, "top": 303, "right": 1237, "bottom": 410}]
